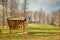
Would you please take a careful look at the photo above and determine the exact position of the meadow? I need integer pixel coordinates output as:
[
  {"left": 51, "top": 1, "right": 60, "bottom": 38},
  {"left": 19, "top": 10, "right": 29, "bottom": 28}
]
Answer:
[{"left": 0, "top": 24, "right": 60, "bottom": 40}]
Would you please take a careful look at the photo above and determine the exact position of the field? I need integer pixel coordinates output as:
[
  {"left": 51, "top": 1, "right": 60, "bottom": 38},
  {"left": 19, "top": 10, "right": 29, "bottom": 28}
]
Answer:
[{"left": 0, "top": 24, "right": 60, "bottom": 40}]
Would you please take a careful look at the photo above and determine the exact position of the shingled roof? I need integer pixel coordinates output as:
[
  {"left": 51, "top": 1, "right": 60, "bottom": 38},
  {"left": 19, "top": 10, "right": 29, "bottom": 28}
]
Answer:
[{"left": 7, "top": 17, "right": 26, "bottom": 21}]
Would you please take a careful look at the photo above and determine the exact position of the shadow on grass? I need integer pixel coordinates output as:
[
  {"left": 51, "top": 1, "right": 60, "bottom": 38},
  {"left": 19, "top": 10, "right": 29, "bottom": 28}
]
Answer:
[
  {"left": 26, "top": 28, "right": 60, "bottom": 30},
  {"left": 28, "top": 31, "right": 60, "bottom": 36}
]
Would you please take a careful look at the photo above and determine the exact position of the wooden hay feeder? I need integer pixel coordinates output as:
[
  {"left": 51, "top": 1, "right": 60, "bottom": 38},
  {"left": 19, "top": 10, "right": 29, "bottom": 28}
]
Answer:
[{"left": 7, "top": 17, "right": 26, "bottom": 33}]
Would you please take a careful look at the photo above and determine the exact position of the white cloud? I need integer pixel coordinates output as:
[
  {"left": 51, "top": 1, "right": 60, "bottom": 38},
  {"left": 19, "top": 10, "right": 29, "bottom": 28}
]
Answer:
[{"left": 28, "top": 0, "right": 60, "bottom": 13}]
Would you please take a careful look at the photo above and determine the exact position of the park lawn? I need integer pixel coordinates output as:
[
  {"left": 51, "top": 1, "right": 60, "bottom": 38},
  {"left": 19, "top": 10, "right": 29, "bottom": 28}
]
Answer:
[
  {"left": 26, "top": 24, "right": 60, "bottom": 28},
  {"left": 26, "top": 24, "right": 60, "bottom": 33},
  {"left": 0, "top": 24, "right": 60, "bottom": 40},
  {"left": 0, "top": 24, "right": 60, "bottom": 34},
  {"left": 0, "top": 33, "right": 60, "bottom": 40}
]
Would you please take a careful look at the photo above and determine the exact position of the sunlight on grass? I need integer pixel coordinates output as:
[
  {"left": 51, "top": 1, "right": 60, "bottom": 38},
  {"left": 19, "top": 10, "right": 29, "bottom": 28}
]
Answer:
[
  {"left": 26, "top": 24, "right": 60, "bottom": 28},
  {"left": 0, "top": 24, "right": 60, "bottom": 34},
  {"left": 0, "top": 24, "right": 60, "bottom": 40},
  {"left": 26, "top": 24, "right": 60, "bottom": 33}
]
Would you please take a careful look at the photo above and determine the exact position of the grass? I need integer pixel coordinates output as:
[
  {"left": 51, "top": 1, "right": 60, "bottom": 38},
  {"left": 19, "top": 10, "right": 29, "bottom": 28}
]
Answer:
[
  {"left": 0, "top": 24, "right": 60, "bottom": 34},
  {"left": 0, "top": 24, "right": 60, "bottom": 40},
  {"left": 26, "top": 24, "right": 60, "bottom": 33},
  {"left": 26, "top": 24, "right": 60, "bottom": 28},
  {"left": 0, "top": 33, "right": 60, "bottom": 40}
]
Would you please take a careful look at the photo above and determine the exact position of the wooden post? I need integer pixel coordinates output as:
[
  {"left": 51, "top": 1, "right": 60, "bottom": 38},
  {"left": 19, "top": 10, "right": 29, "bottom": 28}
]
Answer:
[
  {"left": 22, "top": 22, "right": 24, "bottom": 33},
  {"left": 22, "top": 22, "right": 25, "bottom": 33},
  {"left": 23, "top": 22, "right": 25, "bottom": 33},
  {"left": 21, "top": 22, "right": 22, "bottom": 29},
  {"left": 21, "top": 22, "right": 23, "bottom": 33},
  {"left": 9, "top": 27, "right": 11, "bottom": 33}
]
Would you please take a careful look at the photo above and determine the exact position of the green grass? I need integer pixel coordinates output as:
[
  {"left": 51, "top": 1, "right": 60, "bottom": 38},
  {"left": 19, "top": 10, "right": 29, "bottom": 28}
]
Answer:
[
  {"left": 0, "top": 24, "right": 60, "bottom": 34},
  {"left": 26, "top": 24, "right": 60, "bottom": 33},
  {"left": 26, "top": 24, "right": 60, "bottom": 28},
  {"left": 0, "top": 33, "right": 60, "bottom": 40},
  {"left": 0, "top": 24, "right": 60, "bottom": 40}
]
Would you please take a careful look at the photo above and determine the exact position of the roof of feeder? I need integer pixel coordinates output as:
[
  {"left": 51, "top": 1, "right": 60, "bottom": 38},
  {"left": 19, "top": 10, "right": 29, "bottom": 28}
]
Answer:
[{"left": 7, "top": 17, "right": 26, "bottom": 21}]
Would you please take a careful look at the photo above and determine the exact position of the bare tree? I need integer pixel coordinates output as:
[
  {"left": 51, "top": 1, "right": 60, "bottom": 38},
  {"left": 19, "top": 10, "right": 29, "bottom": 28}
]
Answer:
[
  {"left": 10, "top": 0, "right": 18, "bottom": 17},
  {"left": 34, "top": 11, "right": 39, "bottom": 23},
  {"left": 22, "top": 0, "right": 29, "bottom": 17},
  {"left": 2, "top": 0, "right": 8, "bottom": 29},
  {"left": 27, "top": 11, "right": 33, "bottom": 23},
  {"left": 51, "top": 11, "right": 58, "bottom": 26},
  {"left": 39, "top": 9, "right": 44, "bottom": 24},
  {"left": 42, "top": 12, "right": 45, "bottom": 24},
  {"left": 57, "top": 10, "right": 60, "bottom": 26}
]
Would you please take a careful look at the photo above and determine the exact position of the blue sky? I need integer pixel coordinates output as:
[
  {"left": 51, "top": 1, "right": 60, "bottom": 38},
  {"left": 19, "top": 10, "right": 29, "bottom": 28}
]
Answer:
[{"left": 20, "top": 0, "right": 60, "bottom": 13}]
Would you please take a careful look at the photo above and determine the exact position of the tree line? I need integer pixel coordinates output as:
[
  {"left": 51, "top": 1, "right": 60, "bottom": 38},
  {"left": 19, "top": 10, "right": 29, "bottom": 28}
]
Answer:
[{"left": 0, "top": 0, "right": 60, "bottom": 26}]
